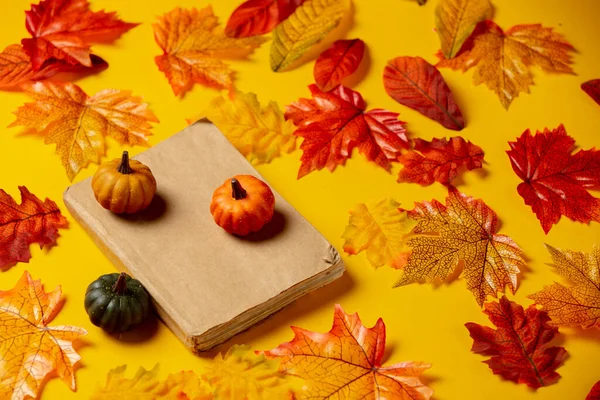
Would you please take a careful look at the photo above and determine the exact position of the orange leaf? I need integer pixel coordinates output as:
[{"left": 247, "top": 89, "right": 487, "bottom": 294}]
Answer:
[
  {"left": 225, "top": 0, "right": 305, "bottom": 38},
  {"left": 395, "top": 187, "right": 526, "bottom": 306},
  {"left": 22, "top": 0, "right": 137, "bottom": 70},
  {"left": 314, "top": 39, "right": 365, "bottom": 92},
  {"left": 528, "top": 245, "right": 600, "bottom": 330},
  {"left": 9, "top": 81, "right": 158, "bottom": 181},
  {"left": 0, "top": 186, "right": 68, "bottom": 271},
  {"left": 0, "top": 271, "right": 87, "bottom": 400},
  {"left": 261, "top": 304, "right": 433, "bottom": 400},
  {"left": 153, "top": 6, "right": 268, "bottom": 96}
]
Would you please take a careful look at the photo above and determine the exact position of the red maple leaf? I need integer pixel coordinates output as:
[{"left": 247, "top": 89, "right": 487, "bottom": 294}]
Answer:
[
  {"left": 286, "top": 84, "right": 409, "bottom": 178},
  {"left": 225, "top": 0, "right": 305, "bottom": 38},
  {"left": 314, "top": 39, "right": 365, "bottom": 92},
  {"left": 582, "top": 79, "right": 600, "bottom": 106},
  {"left": 507, "top": 124, "right": 600, "bottom": 233},
  {"left": 22, "top": 0, "right": 137, "bottom": 70},
  {"left": 587, "top": 381, "right": 600, "bottom": 400},
  {"left": 0, "top": 187, "right": 68, "bottom": 270},
  {"left": 466, "top": 296, "right": 567, "bottom": 389}
]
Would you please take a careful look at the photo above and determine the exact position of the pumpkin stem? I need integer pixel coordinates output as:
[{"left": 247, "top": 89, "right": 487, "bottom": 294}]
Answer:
[
  {"left": 117, "top": 151, "right": 133, "bottom": 175},
  {"left": 231, "top": 179, "right": 247, "bottom": 200},
  {"left": 112, "top": 272, "right": 128, "bottom": 295}
]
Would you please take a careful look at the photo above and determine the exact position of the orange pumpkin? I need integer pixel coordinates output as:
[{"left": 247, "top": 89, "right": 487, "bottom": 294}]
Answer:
[
  {"left": 210, "top": 175, "right": 275, "bottom": 236},
  {"left": 92, "top": 151, "right": 157, "bottom": 214}
]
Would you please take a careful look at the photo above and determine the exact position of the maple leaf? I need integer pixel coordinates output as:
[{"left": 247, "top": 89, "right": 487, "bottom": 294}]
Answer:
[
  {"left": 204, "top": 91, "right": 297, "bottom": 165},
  {"left": 528, "top": 245, "right": 600, "bottom": 330},
  {"left": 261, "top": 304, "right": 433, "bottom": 400},
  {"left": 225, "top": 0, "right": 305, "bottom": 38},
  {"left": 342, "top": 198, "right": 417, "bottom": 269},
  {"left": 314, "top": 39, "right": 365, "bottom": 92},
  {"left": 466, "top": 296, "right": 567, "bottom": 389},
  {"left": 435, "top": 0, "right": 492, "bottom": 59},
  {"left": 437, "top": 20, "right": 575, "bottom": 109},
  {"left": 153, "top": 6, "right": 268, "bottom": 96},
  {"left": 383, "top": 56, "right": 465, "bottom": 130},
  {"left": 22, "top": 0, "right": 137, "bottom": 70},
  {"left": 0, "top": 186, "right": 68, "bottom": 271},
  {"left": 397, "top": 137, "right": 484, "bottom": 186},
  {"left": 0, "top": 271, "right": 87, "bottom": 400},
  {"left": 9, "top": 81, "right": 158, "bottom": 181},
  {"left": 587, "top": 381, "right": 600, "bottom": 400},
  {"left": 286, "top": 84, "right": 409, "bottom": 178},
  {"left": 270, "top": 0, "right": 350, "bottom": 72},
  {"left": 507, "top": 124, "right": 600, "bottom": 233},
  {"left": 582, "top": 79, "right": 600, "bottom": 106},
  {"left": 395, "top": 187, "right": 525, "bottom": 306}
]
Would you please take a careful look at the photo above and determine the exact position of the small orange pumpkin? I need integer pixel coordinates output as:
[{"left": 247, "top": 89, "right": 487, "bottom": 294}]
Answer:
[
  {"left": 92, "top": 151, "right": 157, "bottom": 214},
  {"left": 210, "top": 175, "right": 275, "bottom": 236}
]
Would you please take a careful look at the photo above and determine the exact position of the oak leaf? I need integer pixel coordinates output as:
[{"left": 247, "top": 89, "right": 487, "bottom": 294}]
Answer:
[
  {"left": 587, "top": 381, "right": 600, "bottom": 400},
  {"left": 204, "top": 91, "right": 296, "bottom": 165},
  {"left": 342, "top": 198, "right": 417, "bottom": 269},
  {"left": 528, "top": 245, "right": 600, "bottom": 330},
  {"left": 383, "top": 56, "right": 465, "bottom": 130},
  {"left": 397, "top": 137, "right": 484, "bottom": 186},
  {"left": 270, "top": 0, "right": 350, "bottom": 72},
  {"left": 314, "top": 39, "right": 365, "bottom": 92},
  {"left": 225, "top": 0, "right": 305, "bottom": 38},
  {"left": 164, "top": 371, "right": 212, "bottom": 400},
  {"left": 153, "top": 6, "right": 268, "bottom": 96},
  {"left": 582, "top": 79, "right": 600, "bottom": 106},
  {"left": 9, "top": 81, "right": 158, "bottom": 181},
  {"left": 507, "top": 124, "right": 600, "bottom": 233},
  {"left": 286, "top": 84, "right": 409, "bottom": 178},
  {"left": 437, "top": 20, "right": 575, "bottom": 108},
  {"left": 0, "top": 271, "right": 87, "bottom": 400},
  {"left": 262, "top": 304, "right": 433, "bottom": 400},
  {"left": 465, "top": 296, "right": 567, "bottom": 389},
  {"left": 90, "top": 365, "right": 184, "bottom": 400},
  {"left": 395, "top": 187, "right": 525, "bottom": 306},
  {"left": 0, "top": 186, "right": 68, "bottom": 270},
  {"left": 22, "top": 0, "right": 137, "bottom": 70}
]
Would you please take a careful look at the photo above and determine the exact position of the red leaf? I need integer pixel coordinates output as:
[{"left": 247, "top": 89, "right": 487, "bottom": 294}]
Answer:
[
  {"left": 582, "top": 79, "right": 600, "bottom": 106},
  {"left": 22, "top": 0, "right": 137, "bottom": 70},
  {"left": 398, "top": 137, "right": 484, "bottom": 186},
  {"left": 587, "top": 381, "right": 600, "bottom": 400},
  {"left": 465, "top": 296, "right": 567, "bottom": 389},
  {"left": 225, "top": 0, "right": 305, "bottom": 38},
  {"left": 0, "top": 187, "right": 68, "bottom": 270},
  {"left": 507, "top": 124, "right": 600, "bottom": 233},
  {"left": 383, "top": 56, "right": 465, "bottom": 130},
  {"left": 286, "top": 84, "right": 409, "bottom": 178},
  {"left": 314, "top": 39, "right": 365, "bottom": 92}
]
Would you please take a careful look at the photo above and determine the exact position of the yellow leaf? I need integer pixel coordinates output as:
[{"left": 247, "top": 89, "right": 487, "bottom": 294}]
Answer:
[
  {"left": 204, "top": 92, "right": 297, "bottom": 165},
  {"left": 342, "top": 198, "right": 417, "bottom": 269},
  {"left": 435, "top": 0, "right": 492, "bottom": 58},
  {"left": 0, "top": 271, "right": 87, "bottom": 400},
  {"left": 164, "top": 371, "right": 213, "bottom": 400},
  {"left": 91, "top": 365, "right": 183, "bottom": 400},
  {"left": 270, "top": 0, "right": 350, "bottom": 72}
]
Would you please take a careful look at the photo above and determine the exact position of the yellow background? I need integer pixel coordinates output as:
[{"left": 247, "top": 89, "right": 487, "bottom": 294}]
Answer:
[{"left": 1, "top": 0, "right": 599, "bottom": 398}]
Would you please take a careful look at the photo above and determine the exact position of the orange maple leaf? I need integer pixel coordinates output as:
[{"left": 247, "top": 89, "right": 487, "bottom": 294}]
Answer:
[
  {"left": 262, "top": 304, "right": 433, "bottom": 400},
  {"left": 153, "top": 6, "right": 268, "bottom": 96},
  {"left": 0, "top": 271, "right": 87, "bottom": 400},
  {"left": 9, "top": 81, "right": 158, "bottom": 181}
]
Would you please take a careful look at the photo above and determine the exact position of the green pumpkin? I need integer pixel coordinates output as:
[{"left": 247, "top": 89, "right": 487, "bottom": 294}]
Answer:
[{"left": 84, "top": 272, "right": 151, "bottom": 333}]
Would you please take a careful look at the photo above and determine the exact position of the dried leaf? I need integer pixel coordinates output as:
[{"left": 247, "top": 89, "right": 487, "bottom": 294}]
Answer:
[
  {"left": 153, "top": 6, "right": 268, "bottom": 96},
  {"left": 528, "top": 245, "right": 600, "bottom": 330},
  {"left": 587, "top": 381, "right": 600, "bottom": 400},
  {"left": 383, "top": 56, "right": 465, "bottom": 130},
  {"left": 286, "top": 84, "right": 409, "bottom": 178},
  {"left": 22, "top": 0, "right": 137, "bottom": 70},
  {"left": 342, "top": 198, "right": 417, "bottom": 269},
  {"left": 398, "top": 137, "right": 484, "bottom": 186},
  {"left": 270, "top": 0, "right": 350, "bottom": 72},
  {"left": 465, "top": 296, "right": 567, "bottom": 389},
  {"left": 395, "top": 187, "right": 525, "bottom": 306},
  {"left": 314, "top": 39, "right": 365, "bottom": 92},
  {"left": 0, "top": 271, "right": 87, "bottom": 400},
  {"left": 90, "top": 365, "right": 183, "bottom": 399},
  {"left": 507, "top": 124, "right": 600, "bottom": 233},
  {"left": 262, "top": 304, "right": 433, "bottom": 399},
  {"left": 582, "top": 79, "right": 600, "bottom": 106},
  {"left": 9, "top": 81, "right": 158, "bottom": 181},
  {"left": 204, "top": 92, "right": 296, "bottom": 165},
  {"left": 164, "top": 371, "right": 212, "bottom": 400},
  {"left": 437, "top": 21, "right": 575, "bottom": 108},
  {"left": 0, "top": 186, "right": 68, "bottom": 270},
  {"left": 435, "top": 0, "right": 492, "bottom": 58},
  {"left": 225, "top": 0, "right": 305, "bottom": 38}
]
